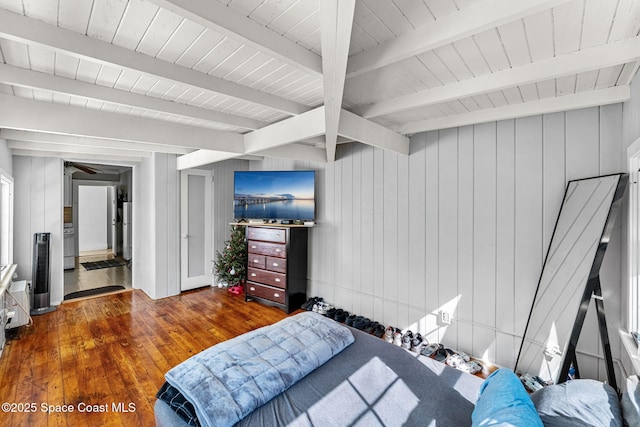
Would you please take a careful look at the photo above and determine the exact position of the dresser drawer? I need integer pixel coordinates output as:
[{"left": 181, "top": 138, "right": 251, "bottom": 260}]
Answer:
[
  {"left": 247, "top": 267, "right": 286, "bottom": 288},
  {"left": 246, "top": 282, "right": 286, "bottom": 305},
  {"left": 265, "top": 256, "right": 286, "bottom": 273},
  {"left": 247, "top": 254, "right": 266, "bottom": 269},
  {"left": 247, "top": 227, "right": 286, "bottom": 243},
  {"left": 247, "top": 241, "right": 286, "bottom": 258}
]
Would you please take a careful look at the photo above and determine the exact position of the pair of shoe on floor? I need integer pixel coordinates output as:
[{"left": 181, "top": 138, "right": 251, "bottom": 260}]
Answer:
[
  {"left": 384, "top": 328, "right": 428, "bottom": 353},
  {"left": 301, "top": 297, "right": 386, "bottom": 337},
  {"left": 419, "top": 343, "right": 483, "bottom": 375},
  {"left": 328, "top": 309, "right": 385, "bottom": 336},
  {"left": 302, "top": 297, "right": 333, "bottom": 315}
]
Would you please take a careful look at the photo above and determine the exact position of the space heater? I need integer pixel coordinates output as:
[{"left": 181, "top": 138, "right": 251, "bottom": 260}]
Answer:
[{"left": 31, "top": 232, "right": 55, "bottom": 315}]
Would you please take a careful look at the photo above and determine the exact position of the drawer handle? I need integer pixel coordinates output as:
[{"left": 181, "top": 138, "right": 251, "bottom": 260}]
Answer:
[
  {"left": 272, "top": 262, "right": 279, "bottom": 267},
  {"left": 274, "top": 293, "right": 280, "bottom": 298},
  {"left": 253, "top": 259, "right": 260, "bottom": 263},
  {"left": 250, "top": 287, "right": 256, "bottom": 291},
  {"left": 275, "top": 278, "right": 281, "bottom": 282},
  {"left": 251, "top": 245, "right": 257, "bottom": 249},
  {"left": 275, "top": 249, "right": 281, "bottom": 252},
  {"left": 251, "top": 273, "right": 257, "bottom": 277}
]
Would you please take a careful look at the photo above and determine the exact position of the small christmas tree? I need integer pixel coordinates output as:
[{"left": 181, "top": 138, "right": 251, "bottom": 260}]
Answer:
[{"left": 214, "top": 225, "right": 246, "bottom": 291}]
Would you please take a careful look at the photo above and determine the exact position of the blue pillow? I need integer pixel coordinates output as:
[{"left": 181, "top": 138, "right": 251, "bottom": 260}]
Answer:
[{"left": 472, "top": 369, "right": 543, "bottom": 426}]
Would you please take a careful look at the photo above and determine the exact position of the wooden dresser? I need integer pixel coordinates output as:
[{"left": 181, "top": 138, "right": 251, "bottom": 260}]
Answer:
[{"left": 245, "top": 225, "right": 308, "bottom": 313}]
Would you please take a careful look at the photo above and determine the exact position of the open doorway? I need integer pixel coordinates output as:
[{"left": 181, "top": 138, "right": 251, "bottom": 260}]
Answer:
[{"left": 62, "top": 162, "right": 132, "bottom": 299}]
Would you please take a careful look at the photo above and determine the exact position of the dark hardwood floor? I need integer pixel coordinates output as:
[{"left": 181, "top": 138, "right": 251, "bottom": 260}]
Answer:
[{"left": 0, "top": 287, "right": 288, "bottom": 426}]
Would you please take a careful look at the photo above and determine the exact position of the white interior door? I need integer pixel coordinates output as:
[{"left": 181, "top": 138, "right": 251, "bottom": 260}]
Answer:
[{"left": 180, "top": 169, "right": 212, "bottom": 291}]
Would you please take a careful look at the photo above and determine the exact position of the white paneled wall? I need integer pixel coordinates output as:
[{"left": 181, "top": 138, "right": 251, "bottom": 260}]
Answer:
[
  {"left": 12, "top": 156, "right": 64, "bottom": 305},
  {"left": 211, "top": 159, "right": 248, "bottom": 266},
  {"left": 248, "top": 104, "right": 625, "bottom": 382},
  {"left": 133, "top": 153, "right": 179, "bottom": 299}
]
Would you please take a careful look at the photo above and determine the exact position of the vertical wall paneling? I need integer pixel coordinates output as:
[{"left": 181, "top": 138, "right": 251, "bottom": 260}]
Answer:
[
  {"left": 165, "top": 154, "right": 179, "bottom": 295},
  {"left": 383, "top": 150, "right": 398, "bottom": 305},
  {"left": 11, "top": 156, "right": 63, "bottom": 304},
  {"left": 337, "top": 144, "right": 352, "bottom": 300},
  {"left": 134, "top": 156, "right": 156, "bottom": 299},
  {"left": 351, "top": 145, "right": 363, "bottom": 303},
  {"left": 212, "top": 103, "right": 628, "bottom": 380},
  {"left": 514, "top": 116, "right": 544, "bottom": 338},
  {"left": 325, "top": 159, "right": 337, "bottom": 302},
  {"left": 155, "top": 155, "right": 169, "bottom": 297},
  {"left": 566, "top": 108, "right": 600, "bottom": 181},
  {"left": 425, "top": 131, "right": 440, "bottom": 341},
  {"left": 12, "top": 157, "right": 30, "bottom": 282},
  {"left": 542, "top": 113, "right": 567, "bottom": 253},
  {"left": 408, "top": 133, "right": 427, "bottom": 315},
  {"left": 472, "top": 122, "right": 497, "bottom": 360},
  {"left": 31, "top": 157, "right": 45, "bottom": 233},
  {"left": 495, "top": 119, "right": 517, "bottom": 368},
  {"left": 397, "top": 147, "right": 410, "bottom": 310},
  {"left": 456, "top": 125, "right": 475, "bottom": 352},
  {"left": 600, "top": 104, "right": 624, "bottom": 175},
  {"left": 438, "top": 128, "right": 459, "bottom": 346}
]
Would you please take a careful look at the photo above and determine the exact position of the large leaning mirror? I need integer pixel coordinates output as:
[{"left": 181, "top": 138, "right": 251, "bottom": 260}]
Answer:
[{"left": 515, "top": 173, "right": 627, "bottom": 387}]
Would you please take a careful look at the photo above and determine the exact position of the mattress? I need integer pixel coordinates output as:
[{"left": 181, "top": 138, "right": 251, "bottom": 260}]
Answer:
[{"left": 155, "top": 326, "right": 484, "bottom": 426}]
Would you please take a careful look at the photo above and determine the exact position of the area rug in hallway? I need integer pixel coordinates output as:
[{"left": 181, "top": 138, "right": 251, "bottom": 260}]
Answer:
[
  {"left": 64, "top": 285, "right": 125, "bottom": 300},
  {"left": 81, "top": 259, "right": 126, "bottom": 271}
]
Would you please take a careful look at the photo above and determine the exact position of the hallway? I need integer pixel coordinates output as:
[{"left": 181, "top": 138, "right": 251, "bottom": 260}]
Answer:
[{"left": 63, "top": 249, "right": 131, "bottom": 296}]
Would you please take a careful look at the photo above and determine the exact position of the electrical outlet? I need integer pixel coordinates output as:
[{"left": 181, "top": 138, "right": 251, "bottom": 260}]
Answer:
[{"left": 440, "top": 311, "right": 451, "bottom": 325}]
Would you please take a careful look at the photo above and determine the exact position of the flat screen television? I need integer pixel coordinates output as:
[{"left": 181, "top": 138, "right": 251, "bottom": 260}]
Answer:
[{"left": 233, "top": 170, "right": 315, "bottom": 221}]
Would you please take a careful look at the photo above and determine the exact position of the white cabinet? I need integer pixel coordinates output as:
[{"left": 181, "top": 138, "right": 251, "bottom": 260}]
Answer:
[{"left": 63, "top": 174, "right": 72, "bottom": 207}]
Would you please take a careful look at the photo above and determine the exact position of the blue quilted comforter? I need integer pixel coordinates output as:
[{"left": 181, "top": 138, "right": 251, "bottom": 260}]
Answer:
[{"left": 164, "top": 312, "right": 354, "bottom": 427}]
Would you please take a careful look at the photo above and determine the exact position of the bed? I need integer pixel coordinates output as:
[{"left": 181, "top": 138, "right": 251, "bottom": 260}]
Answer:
[
  {"left": 154, "top": 312, "right": 638, "bottom": 427},
  {"left": 154, "top": 312, "right": 484, "bottom": 427}
]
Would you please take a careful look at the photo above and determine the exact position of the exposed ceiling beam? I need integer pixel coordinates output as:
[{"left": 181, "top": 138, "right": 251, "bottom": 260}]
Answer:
[
  {"left": 11, "top": 149, "right": 144, "bottom": 163},
  {"left": 357, "top": 37, "right": 640, "bottom": 118},
  {"left": 7, "top": 140, "right": 152, "bottom": 158},
  {"left": 346, "top": 0, "right": 571, "bottom": 78},
  {"left": 177, "top": 142, "right": 328, "bottom": 170},
  {"left": 0, "top": 93, "right": 244, "bottom": 152},
  {"left": 148, "top": 0, "right": 322, "bottom": 77},
  {"left": 255, "top": 143, "right": 327, "bottom": 163},
  {"left": 0, "top": 64, "right": 264, "bottom": 130},
  {"left": 338, "top": 109, "right": 409, "bottom": 155},
  {"left": 243, "top": 106, "right": 326, "bottom": 154},
  {"left": 177, "top": 150, "right": 244, "bottom": 170},
  {"left": 177, "top": 108, "right": 330, "bottom": 169},
  {"left": 0, "top": 129, "right": 194, "bottom": 155},
  {"left": 397, "top": 86, "right": 630, "bottom": 135},
  {"left": 320, "top": 0, "right": 355, "bottom": 162},
  {"left": 0, "top": 8, "right": 306, "bottom": 115}
]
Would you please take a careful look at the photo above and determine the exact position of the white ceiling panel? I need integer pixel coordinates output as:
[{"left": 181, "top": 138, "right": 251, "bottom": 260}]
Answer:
[
  {"left": 136, "top": 8, "right": 184, "bottom": 58},
  {"left": 87, "top": 0, "right": 128, "bottom": 43},
  {"left": 553, "top": 0, "right": 584, "bottom": 56},
  {"left": 523, "top": 9, "right": 554, "bottom": 62},
  {"left": 58, "top": 0, "right": 93, "bottom": 34},
  {"left": 112, "top": 0, "right": 160, "bottom": 51},
  {"left": 0, "top": 0, "right": 636, "bottom": 166}
]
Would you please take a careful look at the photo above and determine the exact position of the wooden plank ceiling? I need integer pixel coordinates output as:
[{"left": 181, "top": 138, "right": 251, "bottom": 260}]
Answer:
[{"left": 0, "top": 0, "right": 638, "bottom": 168}]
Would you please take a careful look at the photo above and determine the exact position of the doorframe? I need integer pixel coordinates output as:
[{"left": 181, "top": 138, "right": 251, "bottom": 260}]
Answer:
[{"left": 180, "top": 168, "right": 213, "bottom": 291}]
